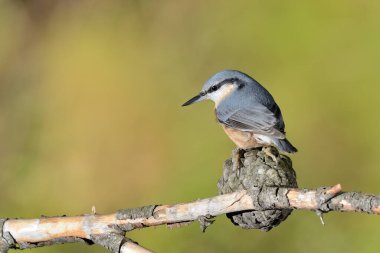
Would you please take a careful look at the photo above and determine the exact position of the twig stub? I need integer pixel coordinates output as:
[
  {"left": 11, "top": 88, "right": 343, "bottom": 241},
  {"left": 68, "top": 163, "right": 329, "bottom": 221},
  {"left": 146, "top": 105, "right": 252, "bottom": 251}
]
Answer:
[{"left": 316, "top": 184, "right": 343, "bottom": 213}]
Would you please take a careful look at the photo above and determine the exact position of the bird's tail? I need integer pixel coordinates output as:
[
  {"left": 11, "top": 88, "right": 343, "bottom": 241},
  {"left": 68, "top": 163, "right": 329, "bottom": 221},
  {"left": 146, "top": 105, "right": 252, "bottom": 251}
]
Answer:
[{"left": 274, "top": 138, "right": 297, "bottom": 153}]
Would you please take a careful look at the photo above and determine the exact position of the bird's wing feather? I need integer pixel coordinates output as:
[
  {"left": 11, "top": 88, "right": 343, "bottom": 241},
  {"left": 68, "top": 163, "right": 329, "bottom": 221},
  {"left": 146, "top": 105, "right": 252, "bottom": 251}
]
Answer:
[{"left": 217, "top": 103, "right": 285, "bottom": 139}]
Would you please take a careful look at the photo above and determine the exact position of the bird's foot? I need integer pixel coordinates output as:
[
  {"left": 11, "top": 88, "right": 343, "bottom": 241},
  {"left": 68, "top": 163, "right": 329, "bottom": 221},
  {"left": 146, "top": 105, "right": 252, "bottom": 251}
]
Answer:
[{"left": 262, "top": 146, "right": 279, "bottom": 165}]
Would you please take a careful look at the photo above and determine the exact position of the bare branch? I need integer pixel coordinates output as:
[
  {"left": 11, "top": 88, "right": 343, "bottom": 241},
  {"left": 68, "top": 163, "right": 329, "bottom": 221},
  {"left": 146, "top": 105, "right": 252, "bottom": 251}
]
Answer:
[
  {"left": 120, "top": 241, "right": 154, "bottom": 253},
  {"left": 1, "top": 147, "right": 378, "bottom": 252},
  {"left": 1, "top": 184, "right": 379, "bottom": 252}
]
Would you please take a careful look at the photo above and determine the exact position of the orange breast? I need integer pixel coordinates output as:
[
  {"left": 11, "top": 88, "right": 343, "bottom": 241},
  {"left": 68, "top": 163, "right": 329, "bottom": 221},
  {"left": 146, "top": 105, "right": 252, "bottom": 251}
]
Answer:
[{"left": 222, "top": 125, "right": 264, "bottom": 149}]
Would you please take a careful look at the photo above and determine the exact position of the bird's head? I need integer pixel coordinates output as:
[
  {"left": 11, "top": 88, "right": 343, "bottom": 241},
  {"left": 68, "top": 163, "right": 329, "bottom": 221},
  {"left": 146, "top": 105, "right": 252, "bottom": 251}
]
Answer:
[{"left": 182, "top": 70, "right": 249, "bottom": 107}]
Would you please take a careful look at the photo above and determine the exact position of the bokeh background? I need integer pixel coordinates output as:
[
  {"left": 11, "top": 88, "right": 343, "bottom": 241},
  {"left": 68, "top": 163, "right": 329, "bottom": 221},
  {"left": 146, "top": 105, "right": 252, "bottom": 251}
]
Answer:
[{"left": 1, "top": 0, "right": 380, "bottom": 252}]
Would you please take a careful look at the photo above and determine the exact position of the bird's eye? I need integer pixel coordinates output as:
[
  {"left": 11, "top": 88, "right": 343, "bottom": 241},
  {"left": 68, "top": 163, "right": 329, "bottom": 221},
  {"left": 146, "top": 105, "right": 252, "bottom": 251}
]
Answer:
[{"left": 211, "top": 85, "right": 218, "bottom": 91}]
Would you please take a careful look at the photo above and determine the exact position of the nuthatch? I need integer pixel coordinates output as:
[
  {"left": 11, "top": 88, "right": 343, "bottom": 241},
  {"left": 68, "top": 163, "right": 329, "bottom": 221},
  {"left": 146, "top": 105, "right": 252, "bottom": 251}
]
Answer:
[{"left": 182, "top": 70, "right": 297, "bottom": 154}]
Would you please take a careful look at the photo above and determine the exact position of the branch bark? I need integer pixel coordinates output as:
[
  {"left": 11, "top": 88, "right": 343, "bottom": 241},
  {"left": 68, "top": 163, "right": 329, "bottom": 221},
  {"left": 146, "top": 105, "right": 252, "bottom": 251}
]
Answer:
[{"left": 1, "top": 184, "right": 379, "bottom": 252}]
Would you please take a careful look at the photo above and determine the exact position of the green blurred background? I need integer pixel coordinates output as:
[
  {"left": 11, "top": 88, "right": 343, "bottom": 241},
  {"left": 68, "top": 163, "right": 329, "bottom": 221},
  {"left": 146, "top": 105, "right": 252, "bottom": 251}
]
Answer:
[{"left": 1, "top": 0, "right": 380, "bottom": 252}]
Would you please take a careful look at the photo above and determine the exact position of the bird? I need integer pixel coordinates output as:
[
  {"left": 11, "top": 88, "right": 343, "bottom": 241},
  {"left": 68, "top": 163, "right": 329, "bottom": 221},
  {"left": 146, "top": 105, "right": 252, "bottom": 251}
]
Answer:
[{"left": 182, "top": 70, "right": 297, "bottom": 157}]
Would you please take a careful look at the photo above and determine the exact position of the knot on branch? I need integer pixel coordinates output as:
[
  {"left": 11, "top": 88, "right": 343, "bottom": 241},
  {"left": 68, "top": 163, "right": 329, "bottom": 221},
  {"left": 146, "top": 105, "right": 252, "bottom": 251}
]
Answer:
[
  {"left": 315, "top": 184, "right": 342, "bottom": 213},
  {"left": 217, "top": 147, "right": 297, "bottom": 231},
  {"left": 0, "top": 219, "right": 16, "bottom": 252}
]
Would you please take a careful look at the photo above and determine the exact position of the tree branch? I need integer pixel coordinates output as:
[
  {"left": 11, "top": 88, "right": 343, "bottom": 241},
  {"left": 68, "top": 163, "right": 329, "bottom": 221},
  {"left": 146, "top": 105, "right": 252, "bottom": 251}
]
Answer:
[
  {"left": 1, "top": 148, "right": 378, "bottom": 252},
  {"left": 1, "top": 184, "right": 379, "bottom": 252}
]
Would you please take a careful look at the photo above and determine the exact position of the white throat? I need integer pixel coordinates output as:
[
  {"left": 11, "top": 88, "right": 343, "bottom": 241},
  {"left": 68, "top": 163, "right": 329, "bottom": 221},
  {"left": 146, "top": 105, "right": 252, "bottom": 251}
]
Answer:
[{"left": 208, "top": 84, "right": 236, "bottom": 106}]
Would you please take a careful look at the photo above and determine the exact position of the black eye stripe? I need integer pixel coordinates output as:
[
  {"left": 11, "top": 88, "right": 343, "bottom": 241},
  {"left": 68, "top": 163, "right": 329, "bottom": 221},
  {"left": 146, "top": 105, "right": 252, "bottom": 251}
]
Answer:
[{"left": 204, "top": 78, "right": 243, "bottom": 94}]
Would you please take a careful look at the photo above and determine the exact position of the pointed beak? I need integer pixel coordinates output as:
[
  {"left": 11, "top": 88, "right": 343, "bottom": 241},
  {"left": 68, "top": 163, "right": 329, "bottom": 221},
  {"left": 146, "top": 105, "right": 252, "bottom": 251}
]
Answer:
[{"left": 182, "top": 93, "right": 205, "bottom": 106}]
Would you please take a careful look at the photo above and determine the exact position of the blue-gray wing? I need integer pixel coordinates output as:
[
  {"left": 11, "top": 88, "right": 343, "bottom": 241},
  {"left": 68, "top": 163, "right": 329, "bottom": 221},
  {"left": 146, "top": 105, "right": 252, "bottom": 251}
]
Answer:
[{"left": 216, "top": 103, "right": 286, "bottom": 139}]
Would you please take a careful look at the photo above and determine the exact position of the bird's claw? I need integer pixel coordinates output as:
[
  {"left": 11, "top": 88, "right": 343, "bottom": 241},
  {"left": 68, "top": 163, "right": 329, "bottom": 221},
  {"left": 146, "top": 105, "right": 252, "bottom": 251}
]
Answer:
[{"left": 262, "top": 146, "right": 279, "bottom": 165}]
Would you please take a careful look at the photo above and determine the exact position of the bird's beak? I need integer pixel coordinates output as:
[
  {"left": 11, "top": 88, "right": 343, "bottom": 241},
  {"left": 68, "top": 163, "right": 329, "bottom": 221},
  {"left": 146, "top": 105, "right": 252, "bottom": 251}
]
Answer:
[{"left": 182, "top": 93, "right": 205, "bottom": 106}]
